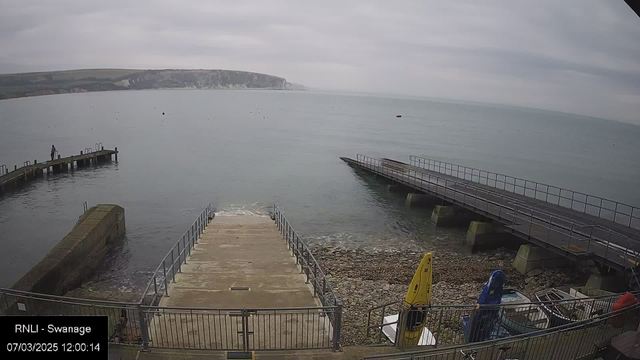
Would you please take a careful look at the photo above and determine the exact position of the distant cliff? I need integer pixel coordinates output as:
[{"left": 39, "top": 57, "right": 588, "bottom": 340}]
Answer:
[{"left": 0, "top": 69, "right": 307, "bottom": 100}]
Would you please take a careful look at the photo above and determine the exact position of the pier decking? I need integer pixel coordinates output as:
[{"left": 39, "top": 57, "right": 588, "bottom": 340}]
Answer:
[{"left": 342, "top": 155, "right": 640, "bottom": 271}]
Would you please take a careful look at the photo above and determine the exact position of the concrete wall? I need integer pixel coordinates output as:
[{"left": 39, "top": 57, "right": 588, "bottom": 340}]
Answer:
[{"left": 12, "top": 204, "right": 125, "bottom": 295}]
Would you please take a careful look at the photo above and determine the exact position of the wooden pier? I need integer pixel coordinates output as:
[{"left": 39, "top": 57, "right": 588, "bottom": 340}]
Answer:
[{"left": 0, "top": 147, "right": 118, "bottom": 195}]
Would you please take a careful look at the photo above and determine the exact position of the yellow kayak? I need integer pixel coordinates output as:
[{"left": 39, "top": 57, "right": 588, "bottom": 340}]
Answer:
[{"left": 401, "top": 252, "right": 433, "bottom": 345}]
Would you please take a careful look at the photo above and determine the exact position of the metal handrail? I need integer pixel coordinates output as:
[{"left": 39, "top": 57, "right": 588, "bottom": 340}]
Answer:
[
  {"left": 0, "top": 286, "right": 139, "bottom": 307},
  {"left": 354, "top": 155, "right": 640, "bottom": 270},
  {"left": 273, "top": 204, "right": 342, "bottom": 351},
  {"left": 409, "top": 155, "right": 640, "bottom": 230},
  {"left": 364, "top": 301, "right": 640, "bottom": 359},
  {"left": 138, "top": 204, "right": 213, "bottom": 305},
  {"left": 0, "top": 286, "right": 340, "bottom": 351},
  {"left": 272, "top": 204, "right": 340, "bottom": 307},
  {"left": 366, "top": 290, "right": 639, "bottom": 343}
]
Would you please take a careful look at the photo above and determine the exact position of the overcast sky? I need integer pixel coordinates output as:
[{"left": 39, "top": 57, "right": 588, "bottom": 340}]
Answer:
[{"left": 1, "top": 1, "right": 639, "bottom": 124}]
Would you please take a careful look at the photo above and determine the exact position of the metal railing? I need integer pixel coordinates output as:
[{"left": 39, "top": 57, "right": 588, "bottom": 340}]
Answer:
[
  {"left": 273, "top": 204, "right": 342, "bottom": 350},
  {"left": 353, "top": 155, "right": 640, "bottom": 270},
  {"left": 367, "top": 290, "right": 636, "bottom": 348},
  {"left": 139, "top": 204, "right": 213, "bottom": 305},
  {"left": 0, "top": 286, "right": 339, "bottom": 351},
  {"left": 409, "top": 155, "right": 640, "bottom": 230},
  {"left": 0, "top": 288, "right": 143, "bottom": 345},
  {"left": 141, "top": 305, "right": 338, "bottom": 351},
  {"left": 364, "top": 301, "right": 640, "bottom": 360}
]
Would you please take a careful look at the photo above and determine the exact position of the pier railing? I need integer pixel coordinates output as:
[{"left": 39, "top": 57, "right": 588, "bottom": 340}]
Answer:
[
  {"left": 364, "top": 301, "right": 640, "bottom": 360},
  {"left": 409, "top": 155, "right": 640, "bottom": 230},
  {"left": 366, "top": 290, "right": 637, "bottom": 348},
  {"left": 138, "top": 204, "right": 213, "bottom": 305},
  {"left": 0, "top": 287, "right": 340, "bottom": 351},
  {"left": 273, "top": 205, "right": 341, "bottom": 308},
  {"left": 354, "top": 155, "right": 640, "bottom": 270},
  {"left": 0, "top": 288, "right": 143, "bottom": 345},
  {"left": 273, "top": 204, "right": 342, "bottom": 350}
]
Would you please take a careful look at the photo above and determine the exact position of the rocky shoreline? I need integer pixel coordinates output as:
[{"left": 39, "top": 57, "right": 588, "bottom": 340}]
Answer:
[{"left": 312, "top": 244, "right": 590, "bottom": 346}]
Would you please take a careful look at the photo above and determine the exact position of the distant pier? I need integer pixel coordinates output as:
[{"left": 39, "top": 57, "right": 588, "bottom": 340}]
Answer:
[{"left": 0, "top": 145, "right": 118, "bottom": 195}]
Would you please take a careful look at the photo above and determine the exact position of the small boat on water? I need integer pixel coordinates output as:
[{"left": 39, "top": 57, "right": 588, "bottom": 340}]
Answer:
[{"left": 499, "top": 289, "right": 549, "bottom": 334}]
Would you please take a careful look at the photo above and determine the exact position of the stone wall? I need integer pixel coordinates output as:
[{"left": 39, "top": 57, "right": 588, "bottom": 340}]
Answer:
[{"left": 12, "top": 204, "right": 125, "bottom": 295}]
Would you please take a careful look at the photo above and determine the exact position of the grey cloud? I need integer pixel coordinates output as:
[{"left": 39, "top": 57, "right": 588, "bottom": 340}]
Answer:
[{"left": 0, "top": 0, "right": 639, "bottom": 124}]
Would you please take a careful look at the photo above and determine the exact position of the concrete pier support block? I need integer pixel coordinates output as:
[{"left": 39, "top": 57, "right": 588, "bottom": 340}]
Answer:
[
  {"left": 512, "top": 245, "right": 566, "bottom": 274},
  {"left": 430, "top": 205, "right": 476, "bottom": 227},
  {"left": 585, "top": 273, "right": 625, "bottom": 293},
  {"left": 465, "top": 221, "right": 509, "bottom": 250},
  {"left": 405, "top": 193, "right": 438, "bottom": 207}
]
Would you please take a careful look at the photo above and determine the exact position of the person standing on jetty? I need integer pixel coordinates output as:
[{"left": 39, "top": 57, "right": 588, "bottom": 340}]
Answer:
[{"left": 50, "top": 144, "right": 56, "bottom": 161}]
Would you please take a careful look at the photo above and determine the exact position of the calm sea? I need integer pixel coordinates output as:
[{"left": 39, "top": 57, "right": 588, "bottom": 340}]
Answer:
[{"left": 1, "top": 90, "right": 639, "bottom": 291}]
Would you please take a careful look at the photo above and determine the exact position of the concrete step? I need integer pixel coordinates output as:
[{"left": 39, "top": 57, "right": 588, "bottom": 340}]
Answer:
[
  {"left": 206, "top": 230, "right": 282, "bottom": 236},
  {"left": 199, "top": 235, "right": 284, "bottom": 243},
  {"left": 210, "top": 216, "right": 273, "bottom": 226},
  {"left": 179, "top": 261, "right": 300, "bottom": 274},
  {"left": 170, "top": 272, "right": 310, "bottom": 291},
  {"left": 188, "top": 249, "right": 294, "bottom": 262},
  {"left": 208, "top": 223, "right": 277, "bottom": 230},
  {"left": 160, "top": 288, "right": 318, "bottom": 308},
  {"left": 194, "top": 243, "right": 290, "bottom": 252}
]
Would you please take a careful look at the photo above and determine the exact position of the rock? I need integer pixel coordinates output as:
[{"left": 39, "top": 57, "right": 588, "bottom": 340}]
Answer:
[
  {"left": 525, "top": 276, "right": 535, "bottom": 284},
  {"left": 528, "top": 269, "right": 542, "bottom": 276}
]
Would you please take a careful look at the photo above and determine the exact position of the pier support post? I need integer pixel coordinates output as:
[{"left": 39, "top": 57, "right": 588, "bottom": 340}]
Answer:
[
  {"left": 585, "top": 273, "right": 625, "bottom": 292},
  {"left": 465, "top": 221, "right": 514, "bottom": 250},
  {"left": 405, "top": 193, "right": 438, "bottom": 207},
  {"left": 512, "top": 245, "right": 566, "bottom": 274},
  {"left": 115, "top": 147, "right": 118, "bottom": 162},
  {"left": 430, "top": 205, "right": 477, "bottom": 227}
]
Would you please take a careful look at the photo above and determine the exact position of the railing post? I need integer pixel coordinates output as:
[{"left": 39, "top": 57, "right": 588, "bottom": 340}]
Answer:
[
  {"left": 177, "top": 241, "right": 182, "bottom": 272},
  {"left": 333, "top": 304, "right": 342, "bottom": 351},
  {"left": 138, "top": 305, "right": 150, "bottom": 350},
  {"left": 395, "top": 307, "right": 406, "bottom": 349},
  {"left": 163, "top": 261, "right": 169, "bottom": 296},
  {"left": 153, "top": 276, "right": 158, "bottom": 299},
  {"left": 305, "top": 250, "right": 311, "bottom": 283},
  {"left": 171, "top": 251, "right": 176, "bottom": 282},
  {"left": 186, "top": 232, "right": 191, "bottom": 258}
]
